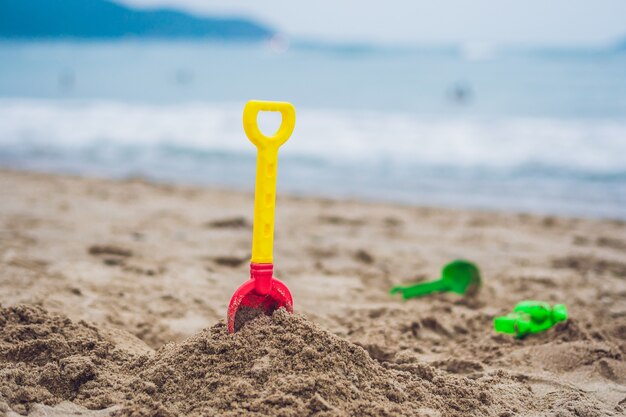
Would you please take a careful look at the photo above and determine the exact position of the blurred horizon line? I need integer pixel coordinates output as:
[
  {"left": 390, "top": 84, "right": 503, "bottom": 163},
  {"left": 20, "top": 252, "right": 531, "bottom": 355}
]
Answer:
[{"left": 1, "top": 36, "right": 626, "bottom": 56}]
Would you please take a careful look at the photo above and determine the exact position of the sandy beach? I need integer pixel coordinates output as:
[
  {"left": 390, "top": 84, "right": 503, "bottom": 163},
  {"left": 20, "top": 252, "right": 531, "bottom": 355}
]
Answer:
[{"left": 1, "top": 168, "right": 625, "bottom": 416}]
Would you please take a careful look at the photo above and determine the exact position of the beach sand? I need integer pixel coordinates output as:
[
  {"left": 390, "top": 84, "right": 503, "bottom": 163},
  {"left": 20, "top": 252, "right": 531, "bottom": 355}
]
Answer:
[{"left": 1, "top": 169, "right": 625, "bottom": 416}]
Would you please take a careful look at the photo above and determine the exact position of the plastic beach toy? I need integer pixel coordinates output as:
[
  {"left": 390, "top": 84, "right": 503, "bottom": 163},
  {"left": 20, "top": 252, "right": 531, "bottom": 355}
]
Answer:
[
  {"left": 227, "top": 100, "right": 296, "bottom": 333},
  {"left": 494, "top": 300, "right": 568, "bottom": 338},
  {"left": 390, "top": 260, "right": 481, "bottom": 299}
]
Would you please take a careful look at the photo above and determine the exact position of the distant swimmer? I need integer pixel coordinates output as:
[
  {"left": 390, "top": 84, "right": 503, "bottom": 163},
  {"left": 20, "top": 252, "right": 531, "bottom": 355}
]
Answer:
[
  {"left": 448, "top": 81, "right": 472, "bottom": 105},
  {"left": 58, "top": 69, "right": 75, "bottom": 93},
  {"left": 175, "top": 68, "right": 194, "bottom": 85}
]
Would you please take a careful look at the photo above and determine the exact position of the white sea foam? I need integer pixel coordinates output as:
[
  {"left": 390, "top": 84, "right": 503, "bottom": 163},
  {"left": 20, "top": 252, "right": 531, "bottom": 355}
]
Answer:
[
  {"left": 1, "top": 98, "right": 624, "bottom": 175},
  {"left": 1, "top": 98, "right": 626, "bottom": 219}
]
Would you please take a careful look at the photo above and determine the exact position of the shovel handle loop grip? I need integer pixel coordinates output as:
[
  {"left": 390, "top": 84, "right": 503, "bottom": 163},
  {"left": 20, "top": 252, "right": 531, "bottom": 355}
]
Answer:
[{"left": 243, "top": 100, "right": 296, "bottom": 264}]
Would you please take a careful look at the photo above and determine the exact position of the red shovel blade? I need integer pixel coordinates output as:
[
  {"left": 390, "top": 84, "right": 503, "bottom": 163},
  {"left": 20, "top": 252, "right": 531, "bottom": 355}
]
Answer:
[{"left": 227, "top": 263, "right": 293, "bottom": 333}]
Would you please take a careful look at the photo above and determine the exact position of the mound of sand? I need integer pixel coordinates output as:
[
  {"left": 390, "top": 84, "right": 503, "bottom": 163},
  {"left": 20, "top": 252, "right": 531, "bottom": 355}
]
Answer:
[
  {"left": 2, "top": 305, "right": 620, "bottom": 416},
  {"left": 0, "top": 305, "right": 135, "bottom": 415},
  {"left": 123, "top": 309, "right": 524, "bottom": 416}
]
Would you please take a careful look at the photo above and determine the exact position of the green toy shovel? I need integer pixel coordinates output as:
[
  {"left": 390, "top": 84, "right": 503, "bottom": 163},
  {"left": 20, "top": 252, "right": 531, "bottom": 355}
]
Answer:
[{"left": 390, "top": 260, "right": 481, "bottom": 299}]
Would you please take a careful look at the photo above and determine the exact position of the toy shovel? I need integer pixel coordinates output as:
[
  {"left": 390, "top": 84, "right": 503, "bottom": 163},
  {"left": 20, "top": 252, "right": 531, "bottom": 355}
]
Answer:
[
  {"left": 227, "top": 100, "right": 296, "bottom": 333},
  {"left": 390, "top": 260, "right": 481, "bottom": 299}
]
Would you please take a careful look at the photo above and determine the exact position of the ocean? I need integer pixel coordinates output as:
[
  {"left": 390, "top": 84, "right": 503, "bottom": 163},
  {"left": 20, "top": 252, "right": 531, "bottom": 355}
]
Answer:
[{"left": 1, "top": 41, "right": 625, "bottom": 218}]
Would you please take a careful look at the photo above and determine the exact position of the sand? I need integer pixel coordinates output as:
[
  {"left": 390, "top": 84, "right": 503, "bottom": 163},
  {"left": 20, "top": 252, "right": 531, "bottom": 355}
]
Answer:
[{"left": 1, "top": 169, "right": 625, "bottom": 416}]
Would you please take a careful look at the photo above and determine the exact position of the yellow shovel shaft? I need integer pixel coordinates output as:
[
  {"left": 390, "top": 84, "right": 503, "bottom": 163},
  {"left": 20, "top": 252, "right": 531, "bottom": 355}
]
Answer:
[{"left": 243, "top": 100, "right": 296, "bottom": 264}]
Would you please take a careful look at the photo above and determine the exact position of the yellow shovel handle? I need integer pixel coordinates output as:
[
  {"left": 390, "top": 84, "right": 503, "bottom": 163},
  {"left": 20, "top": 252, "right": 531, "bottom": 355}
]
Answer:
[{"left": 243, "top": 100, "right": 296, "bottom": 264}]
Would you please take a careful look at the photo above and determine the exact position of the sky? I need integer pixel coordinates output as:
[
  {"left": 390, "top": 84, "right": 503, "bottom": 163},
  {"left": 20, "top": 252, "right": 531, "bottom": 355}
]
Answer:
[{"left": 120, "top": 0, "right": 626, "bottom": 46}]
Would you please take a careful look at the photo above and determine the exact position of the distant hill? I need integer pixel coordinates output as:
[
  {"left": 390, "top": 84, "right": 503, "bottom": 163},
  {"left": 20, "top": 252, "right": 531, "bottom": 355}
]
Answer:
[{"left": 0, "top": 0, "right": 274, "bottom": 40}]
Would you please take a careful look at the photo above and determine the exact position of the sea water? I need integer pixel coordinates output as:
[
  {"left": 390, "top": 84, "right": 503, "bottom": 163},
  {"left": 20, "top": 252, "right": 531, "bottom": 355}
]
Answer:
[{"left": 0, "top": 41, "right": 625, "bottom": 218}]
